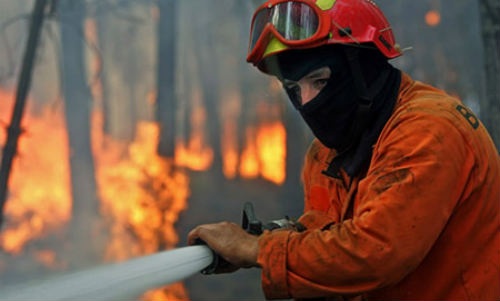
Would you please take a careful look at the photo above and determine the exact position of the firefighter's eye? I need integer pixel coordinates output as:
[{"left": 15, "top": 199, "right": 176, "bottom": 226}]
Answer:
[{"left": 313, "top": 78, "right": 328, "bottom": 90}]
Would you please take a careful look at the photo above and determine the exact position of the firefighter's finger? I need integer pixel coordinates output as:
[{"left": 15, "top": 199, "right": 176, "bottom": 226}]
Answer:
[
  {"left": 187, "top": 225, "right": 207, "bottom": 245},
  {"left": 187, "top": 222, "right": 233, "bottom": 246}
]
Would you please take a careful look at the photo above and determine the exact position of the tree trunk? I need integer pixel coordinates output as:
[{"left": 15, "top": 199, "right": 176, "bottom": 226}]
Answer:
[
  {"left": 59, "top": 0, "right": 100, "bottom": 264},
  {"left": 194, "top": 7, "right": 223, "bottom": 177},
  {"left": 156, "top": 0, "right": 177, "bottom": 157},
  {"left": 478, "top": 0, "right": 500, "bottom": 150}
]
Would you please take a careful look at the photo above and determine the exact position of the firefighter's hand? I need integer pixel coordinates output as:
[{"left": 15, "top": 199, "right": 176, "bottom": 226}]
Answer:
[{"left": 188, "top": 222, "right": 260, "bottom": 270}]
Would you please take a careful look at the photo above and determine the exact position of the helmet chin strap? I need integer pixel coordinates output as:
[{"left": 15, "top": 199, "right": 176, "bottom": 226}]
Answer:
[{"left": 322, "top": 48, "right": 390, "bottom": 179}]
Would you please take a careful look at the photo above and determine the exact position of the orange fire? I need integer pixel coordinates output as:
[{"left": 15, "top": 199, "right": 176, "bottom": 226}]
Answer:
[
  {"left": 141, "top": 283, "right": 188, "bottom": 301},
  {"left": 238, "top": 122, "right": 286, "bottom": 185},
  {"left": 221, "top": 118, "right": 239, "bottom": 179},
  {"left": 256, "top": 122, "right": 286, "bottom": 185},
  {"left": 0, "top": 89, "right": 71, "bottom": 259},
  {"left": 0, "top": 89, "right": 191, "bottom": 299},
  {"left": 93, "top": 117, "right": 189, "bottom": 259},
  {"left": 239, "top": 127, "right": 259, "bottom": 179},
  {"left": 92, "top": 113, "right": 190, "bottom": 300},
  {"left": 220, "top": 92, "right": 287, "bottom": 185},
  {"left": 175, "top": 100, "right": 213, "bottom": 171}
]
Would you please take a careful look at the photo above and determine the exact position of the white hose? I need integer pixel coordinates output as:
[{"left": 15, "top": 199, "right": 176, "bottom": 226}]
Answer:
[{"left": 0, "top": 245, "right": 214, "bottom": 301}]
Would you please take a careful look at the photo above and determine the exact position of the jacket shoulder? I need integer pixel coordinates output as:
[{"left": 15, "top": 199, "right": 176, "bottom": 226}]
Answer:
[{"left": 388, "top": 76, "right": 481, "bottom": 146}]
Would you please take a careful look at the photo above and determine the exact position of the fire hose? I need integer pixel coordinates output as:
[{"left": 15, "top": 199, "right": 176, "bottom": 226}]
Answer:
[
  {"left": 0, "top": 203, "right": 304, "bottom": 300},
  {"left": 0, "top": 245, "right": 213, "bottom": 301}
]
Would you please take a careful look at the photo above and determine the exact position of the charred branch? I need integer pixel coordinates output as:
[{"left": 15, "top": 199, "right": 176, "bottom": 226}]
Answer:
[{"left": 0, "top": 0, "right": 49, "bottom": 228}]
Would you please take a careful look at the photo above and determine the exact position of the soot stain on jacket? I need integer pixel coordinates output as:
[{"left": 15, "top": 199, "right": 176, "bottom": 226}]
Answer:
[{"left": 373, "top": 168, "right": 412, "bottom": 195}]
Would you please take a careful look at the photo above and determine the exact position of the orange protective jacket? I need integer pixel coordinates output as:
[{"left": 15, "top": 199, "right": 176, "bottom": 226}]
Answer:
[{"left": 257, "top": 73, "right": 500, "bottom": 300}]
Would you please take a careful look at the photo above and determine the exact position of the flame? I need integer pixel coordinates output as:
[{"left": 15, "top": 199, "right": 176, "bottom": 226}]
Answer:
[
  {"left": 256, "top": 122, "right": 286, "bottom": 185},
  {"left": 175, "top": 138, "right": 213, "bottom": 171},
  {"left": 0, "top": 89, "right": 72, "bottom": 256},
  {"left": 222, "top": 118, "right": 239, "bottom": 179},
  {"left": 175, "top": 103, "right": 213, "bottom": 171},
  {"left": 425, "top": 10, "right": 441, "bottom": 27},
  {"left": 94, "top": 119, "right": 189, "bottom": 259},
  {"left": 222, "top": 94, "right": 287, "bottom": 185},
  {"left": 92, "top": 112, "right": 190, "bottom": 300},
  {"left": 238, "top": 122, "right": 286, "bottom": 185},
  {"left": 141, "top": 283, "right": 187, "bottom": 301},
  {"left": 239, "top": 126, "right": 259, "bottom": 179}
]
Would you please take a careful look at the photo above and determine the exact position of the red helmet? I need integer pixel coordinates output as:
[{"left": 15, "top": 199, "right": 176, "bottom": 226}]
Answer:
[{"left": 247, "top": 0, "right": 402, "bottom": 69}]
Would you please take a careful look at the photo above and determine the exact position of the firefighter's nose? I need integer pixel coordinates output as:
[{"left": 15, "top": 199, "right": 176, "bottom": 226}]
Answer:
[{"left": 300, "top": 85, "right": 319, "bottom": 105}]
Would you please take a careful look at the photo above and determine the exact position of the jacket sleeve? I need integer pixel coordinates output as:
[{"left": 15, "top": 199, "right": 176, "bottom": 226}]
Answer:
[{"left": 257, "top": 109, "right": 476, "bottom": 299}]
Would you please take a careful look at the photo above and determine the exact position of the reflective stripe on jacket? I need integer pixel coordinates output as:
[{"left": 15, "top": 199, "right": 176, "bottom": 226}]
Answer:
[{"left": 257, "top": 73, "right": 500, "bottom": 300}]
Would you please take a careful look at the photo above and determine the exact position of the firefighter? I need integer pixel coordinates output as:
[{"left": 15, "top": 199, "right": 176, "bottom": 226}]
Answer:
[{"left": 188, "top": 0, "right": 500, "bottom": 300}]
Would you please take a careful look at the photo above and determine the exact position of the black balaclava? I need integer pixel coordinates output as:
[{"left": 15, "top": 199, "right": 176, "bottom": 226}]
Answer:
[
  {"left": 276, "top": 46, "right": 358, "bottom": 151},
  {"left": 263, "top": 45, "right": 401, "bottom": 178}
]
